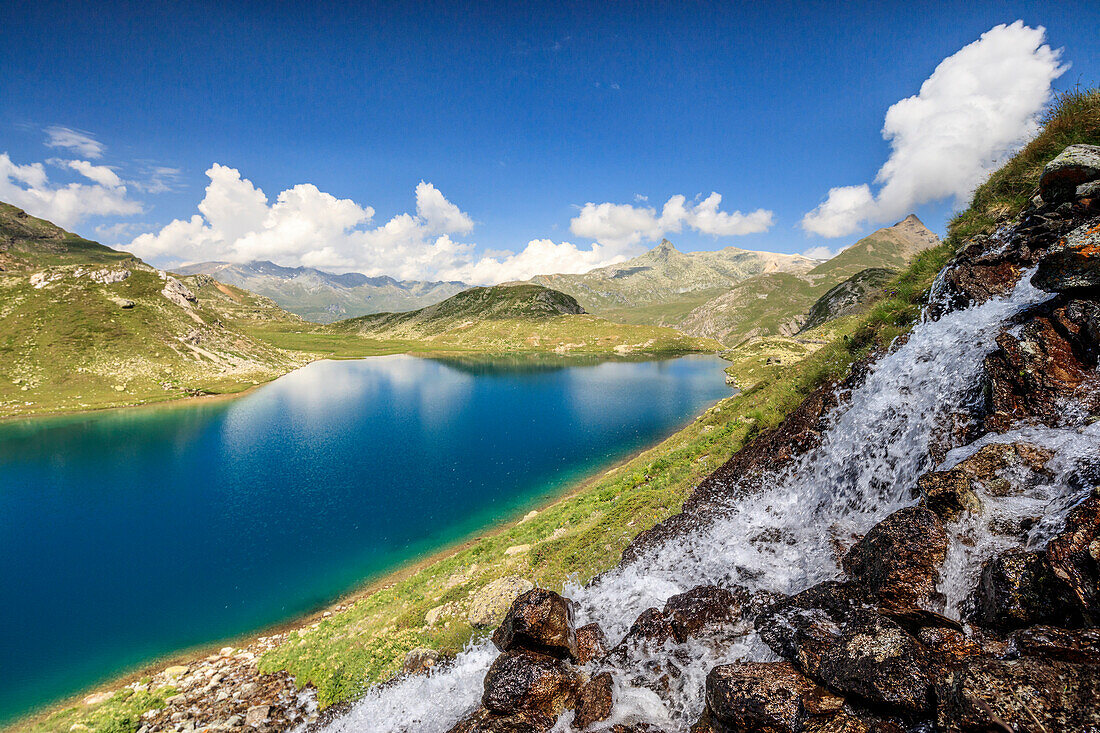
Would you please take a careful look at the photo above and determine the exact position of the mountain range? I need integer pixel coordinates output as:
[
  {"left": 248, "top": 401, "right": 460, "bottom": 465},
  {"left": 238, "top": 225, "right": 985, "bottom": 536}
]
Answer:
[{"left": 176, "top": 260, "right": 468, "bottom": 323}]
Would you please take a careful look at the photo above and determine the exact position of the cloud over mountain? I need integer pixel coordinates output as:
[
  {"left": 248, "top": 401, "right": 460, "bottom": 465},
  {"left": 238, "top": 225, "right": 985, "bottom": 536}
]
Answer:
[{"left": 802, "top": 21, "right": 1066, "bottom": 238}]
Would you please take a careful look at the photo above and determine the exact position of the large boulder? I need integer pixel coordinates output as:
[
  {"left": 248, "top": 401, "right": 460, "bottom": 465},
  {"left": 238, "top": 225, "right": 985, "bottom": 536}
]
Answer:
[
  {"left": 756, "top": 582, "right": 934, "bottom": 715},
  {"left": 492, "top": 589, "right": 577, "bottom": 660},
  {"left": 481, "top": 648, "right": 580, "bottom": 718},
  {"left": 936, "top": 657, "right": 1100, "bottom": 732},
  {"left": 966, "top": 548, "right": 1071, "bottom": 631},
  {"left": 701, "top": 662, "right": 845, "bottom": 733},
  {"left": 1039, "top": 144, "right": 1100, "bottom": 203},
  {"left": 1046, "top": 489, "right": 1100, "bottom": 625},
  {"left": 1033, "top": 218, "right": 1100, "bottom": 294},
  {"left": 468, "top": 577, "right": 536, "bottom": 629},
  {"left": 842, "top": 507, "right": 948, "bottom": 609}
]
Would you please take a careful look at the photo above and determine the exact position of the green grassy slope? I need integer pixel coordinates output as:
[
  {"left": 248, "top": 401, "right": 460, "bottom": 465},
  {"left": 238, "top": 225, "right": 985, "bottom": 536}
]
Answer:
[
  {"left": 0, "top": 206, "right": 313, "bottom": 419},
  {"left": 326, "top": 283, "right": 721, "bottom": 355},
  {"left": 525, "top": 240, "right": 816, "bottom": 324},
  {"left": 678, "top": 215, "right": 940, "bottom": 345}
]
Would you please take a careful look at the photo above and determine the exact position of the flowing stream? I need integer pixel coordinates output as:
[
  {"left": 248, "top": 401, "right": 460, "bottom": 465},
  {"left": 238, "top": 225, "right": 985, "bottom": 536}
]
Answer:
[{"left": 331, "top": 266, "right": 1100, "bottom": 732}]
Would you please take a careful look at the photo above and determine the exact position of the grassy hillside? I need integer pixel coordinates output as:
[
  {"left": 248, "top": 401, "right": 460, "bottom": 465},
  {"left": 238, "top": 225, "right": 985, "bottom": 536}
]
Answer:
[
  {"left": 177, "top": 260, "right": 467, "bottom": 323},
  {"left": 948, "top": 87, "right": 1100, "bottom": 245},
  {"left": 525, "top": 240, "right": 816, "bottom": 324},
  {"left": 0, "top": 206, "right": 313, "bottom": 419},
  {"left": 678, "top": 215, "right": 939, "bottom": 345},
  {"left": 325, "top": 283, "right": 720, "bottom": 355}
]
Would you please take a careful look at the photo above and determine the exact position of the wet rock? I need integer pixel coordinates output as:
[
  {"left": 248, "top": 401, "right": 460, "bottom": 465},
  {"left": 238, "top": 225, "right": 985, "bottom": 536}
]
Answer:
[
  {"left": 469, "top": 577, "right": 536, "bottom": 629},
  {"left": 966, "top": 548, "right": 1071, "bottom": 631},
  {"left": 402, "top": 647, "right": 440, "bottom": 675},
  {"left": 917, "top": 626, "right": 987, "bottom": 671},
  {"left": 481, "top": 648, "right": 580, "bottom": 718},
  {"left": 1039, "top": 144, "right": 1100, "bottom": 203},
  {"left": 982, "top": 303, "right": 1100, "bottom": 431},
  {"left": 663, "top": 585, "right": 748, "bottom": 643},
  {"left": 447, "top": 707, "right": 555, "bottom": 733},
  {"left": 492, "top": 589, "right": 577, "bottom": 660},
  {"left": 917, "top": 469, "right": 981, "bottom": 520},
  {"left": 572, "top": 672, "right": 614, "bottom": 730},
  {"left": 574, "top": 623, "right": 609, "bottom": 665},
  {"left": 617, "top": 607, "right": 677, "bottom": 649},
  {"left": 1046, "top": 489, "right": 1100, "bottom": 624},
  {"left": 1008, "top": 625, "right": 1100, "bottom": 664},
  {"left": 936, "top": 657, "right": 1100, "bottom": 732},
  {"left": 701, "top": 662, "right": 844, "bottom": 733},
  {"left": 1033, "top": 218, "right": 1100, "bottom": 293},
  {"left": 842, "top": 507, "right": 948, "bottom": 609},
  {"left": 953, "top": 442, "right": 1055, "bottom": 495},
  {"left": 757, "top": 583, "right": 933, "bottom": 715}
]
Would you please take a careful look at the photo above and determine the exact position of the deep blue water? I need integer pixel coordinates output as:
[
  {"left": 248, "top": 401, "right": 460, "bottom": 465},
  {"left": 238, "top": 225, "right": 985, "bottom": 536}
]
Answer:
[{"left": 0, "top": 354, "right": 729, "bottom": 722}]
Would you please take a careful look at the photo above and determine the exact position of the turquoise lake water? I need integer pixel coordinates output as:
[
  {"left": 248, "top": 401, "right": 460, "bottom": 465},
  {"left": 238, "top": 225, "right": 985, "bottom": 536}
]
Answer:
[{"left": 0, "top": 353, "right": 730, "bottom": 722}]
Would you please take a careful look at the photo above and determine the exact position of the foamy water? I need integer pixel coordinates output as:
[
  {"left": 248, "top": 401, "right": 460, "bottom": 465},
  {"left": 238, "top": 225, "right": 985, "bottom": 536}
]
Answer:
[{"left": 329, "top": 262, "right": 1100, "bottom": 731}]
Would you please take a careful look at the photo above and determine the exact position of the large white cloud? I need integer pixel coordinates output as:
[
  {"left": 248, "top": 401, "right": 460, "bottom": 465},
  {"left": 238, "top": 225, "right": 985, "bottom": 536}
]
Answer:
[
  {"left": 570, "top": 193, "right": 774, "bottom": 247},
  {"left": 128, "top": 164, "right": 627, "bottom": 284},
  {"left": 802, "top": 21, "right": 1066, "bottom": 238},
  {"left": 0, "top": 153, "right": 142, "bottom": 229}
]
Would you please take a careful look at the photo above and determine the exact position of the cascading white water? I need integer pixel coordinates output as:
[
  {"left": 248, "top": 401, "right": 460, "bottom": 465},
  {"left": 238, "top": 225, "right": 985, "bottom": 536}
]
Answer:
[{"left": 328, "top": 265, "right": 1100, "bottom": 732}]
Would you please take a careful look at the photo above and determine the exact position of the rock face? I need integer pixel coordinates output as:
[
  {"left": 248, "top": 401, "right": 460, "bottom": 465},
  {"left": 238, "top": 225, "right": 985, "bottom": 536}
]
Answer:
[
  {"left": 1033, "top": 219, "right": 1100, "bottom": 293},
  {"left": 967, "top": 548, "right": 1069, "bottom": 631},
  {"left": 481, "top": 649, "right": 580, "bottom": 717},
  {"left": 574, "top": 623, "right": 609, "bottom": 665},
  {"left": 1039, "top": 143, "right": 1100, "bottom": 203},
  {"left": 572, "top": 672, "right": 614, "bottom": 730}
]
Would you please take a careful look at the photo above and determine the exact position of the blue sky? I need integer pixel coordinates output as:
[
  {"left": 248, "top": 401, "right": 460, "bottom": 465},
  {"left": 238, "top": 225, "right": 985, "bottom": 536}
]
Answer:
[{"left": 1, "top": 1, "right": 1098, "bottom": 283}]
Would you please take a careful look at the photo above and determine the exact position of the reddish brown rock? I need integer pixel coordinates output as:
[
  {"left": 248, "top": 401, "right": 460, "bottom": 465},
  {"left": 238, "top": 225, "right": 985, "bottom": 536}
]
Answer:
[
  {"left": 447, "top": 707, "right": 555, "bottom": 733},
  {"left": 702, "top": 662, "right": 845, "bottom": 733},
  {"left": 572, "top": 672, "right": 614, "bottom": 730},
  {"left": 574, "top": 623, "right": 609, "bottom": 665},
  {"left": 663, "top": 585, "right": 748, "bottom": 643},
  {"left": 481, "top": 649, "right": 580, "bottom": 719},
  {"left": 842, "top": 507, "right": 948, "bottom": 609},
  {"left": 492, "top": 589, "right": 577, "bottom": 660},
  {"left": 1046, "top": 489, "right": 1100, "bottom": 624}
]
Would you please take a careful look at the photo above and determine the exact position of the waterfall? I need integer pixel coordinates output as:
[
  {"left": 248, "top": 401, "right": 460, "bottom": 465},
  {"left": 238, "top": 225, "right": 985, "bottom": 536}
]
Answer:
[{"left": 327, "top": 260, "right": 1100, "bottom": 732}]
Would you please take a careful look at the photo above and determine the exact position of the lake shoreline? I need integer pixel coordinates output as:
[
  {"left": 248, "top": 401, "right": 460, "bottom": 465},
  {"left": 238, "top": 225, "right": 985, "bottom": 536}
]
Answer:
[{"left": 6, "top": 354, "right": 732, "bottom": 731}]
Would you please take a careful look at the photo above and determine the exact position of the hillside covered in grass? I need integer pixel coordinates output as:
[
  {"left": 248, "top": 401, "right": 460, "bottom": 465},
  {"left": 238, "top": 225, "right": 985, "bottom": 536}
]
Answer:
[
  {"left": 0, "top": 204, "right": 312, "bottom": 419},
  {"left": 326, "top": 283, "right": 720, "bottom": 355}
]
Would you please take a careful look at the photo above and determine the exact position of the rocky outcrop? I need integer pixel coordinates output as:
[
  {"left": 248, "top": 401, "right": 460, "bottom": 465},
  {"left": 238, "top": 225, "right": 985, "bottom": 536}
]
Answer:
[
  {"left": 841, "top": 506, "right": 948, "bottom": 610},
  {"left": 1045, "top": 489, "right": 1100, "bottom": 624},
  {"left": 1039, "top": 144, "right": 1100, "bottom": 203},
  {"left": 162, "top": 275, "right": 198, "bottom": 309}
]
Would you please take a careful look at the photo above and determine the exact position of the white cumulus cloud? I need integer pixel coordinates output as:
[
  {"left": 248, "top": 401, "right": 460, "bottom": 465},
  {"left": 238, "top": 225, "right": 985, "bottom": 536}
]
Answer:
[
  {"left": 571, "top": 193, "right": 773, "bottom": 247},
  {"left": 0, "top": 152, "right": 142, "bottom": 229},
  {"left": 802, "top": 21, "right": 1066, "bottom": 238},
  {"left": 44, "top": 126, "right": 106, "bottom": 159},
  {"left": 130, "top": 164, "right": 615, "bottom": 285}
]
